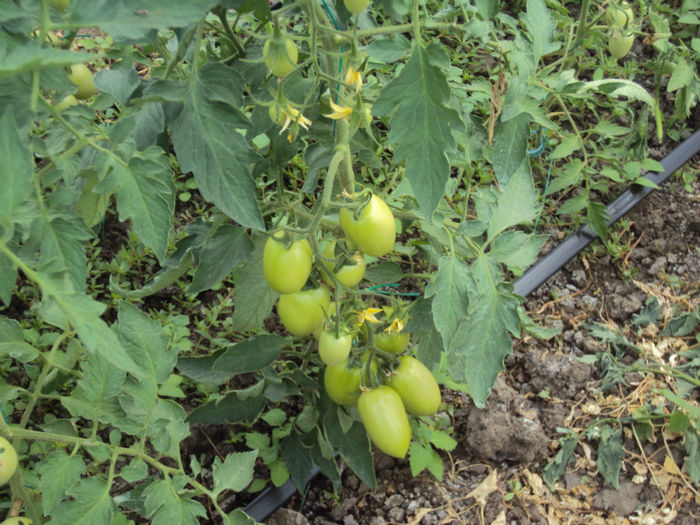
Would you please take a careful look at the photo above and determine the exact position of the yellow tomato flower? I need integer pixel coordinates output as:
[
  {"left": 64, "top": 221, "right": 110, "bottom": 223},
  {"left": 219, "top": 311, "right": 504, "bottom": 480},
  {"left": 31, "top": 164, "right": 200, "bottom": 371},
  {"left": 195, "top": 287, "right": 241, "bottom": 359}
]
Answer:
[
  {"left": 280, "top": 105, "right": 311, "bottom": 134},
  {"left": 385, "top": 318, "right": 405, "bottom": 334},
  {"left": 325, "top": 100, "right": 353, "bottom": 120},
  {"left": 356, "top": 307, "right": 383, "bottom": 325},
  {"left": 344, "top": 66, "right": 363, "bottom": 92}
]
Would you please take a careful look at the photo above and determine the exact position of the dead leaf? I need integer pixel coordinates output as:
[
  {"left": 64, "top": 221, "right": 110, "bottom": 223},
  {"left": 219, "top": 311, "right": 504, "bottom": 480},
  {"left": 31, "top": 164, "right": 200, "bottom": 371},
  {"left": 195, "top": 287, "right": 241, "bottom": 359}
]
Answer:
[
  {"left": 490, "top": 510, "right": 506, "bottom": 525},
  {"left": 466, "top": 469, "right": 499, "bottom": 507}
]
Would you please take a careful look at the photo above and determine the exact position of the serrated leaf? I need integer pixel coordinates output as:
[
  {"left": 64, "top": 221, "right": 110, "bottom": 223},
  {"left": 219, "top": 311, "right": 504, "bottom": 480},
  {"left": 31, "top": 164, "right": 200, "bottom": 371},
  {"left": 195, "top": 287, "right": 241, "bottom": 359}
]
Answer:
[
  {"left": 231, "top": 239, "right": 277, "bottom": 332},
  {"left": 363, "top": 261, "right": 404, "bottom": 284},
  {"left": 188, "top": 225, "right": 253, "bottom": 294},
  {"left": 323, "top": 408, "right": 376, "bottom": 491},
  {"left": 214, "top": 335, "right": 288, "bottom": 376},
  {"left": 280, "top": 432, "right": 314, "bottom": 493},
  {"left": 0, "top": 316, "right": 39, "bottom": 362},
  {"left": 171, "top": 63, "right": 263, "bottom": 231},
  {"left": 405, "top": 297, "right": 442, "bottom": 370},
  {"left": 373, "top": 41, "right": 464, "bottom": 217},
  {"left": 0, "top": 106, "right": 33, "bottom": 226},
  {"left": 39, "top": 214, "right": 92, "bottom": 292},
  {"left": 518, "top": 307, "right": 562, "bottom": 339},
  {"left": 38, "top": 450, "right": 86, "bottom": 514},
  {"left": 491, "top": 113, "right": 530, "bottom": 187},
  {"left": 119, "top": 458, "right": 149, "bottom": 483},
  {"left": 486, "top": 160, "right": 538, "bottom": 241},
  {"left": 213, "top": 451, "right": 258, "bottom": 496},
  {"left": 545, "top": 159, "right": 584, "bottom": 195},
  {"left": 425, "top": 255, "right": 471, "bottom": 351},
  {"left": 597, "top": 426, "right": 623, "bottom": 489},
  {"left": 0, "top": 43, "right": 85, "bottom": 77},
  {"left": 448, "top": 290, "right": 521, "bottom": 407},
  {"left": 408, "top": 441, "right": 443, "bottom": 479},
  {"left": 0, "top": 252, "right": 15, "bottom": 306},
  {"left": 668, "top": 58, "right": 693, "bottom": 92},
  {"left": 685, "top": 428, "right": 700, "bottom": 485},
  {"left": 522, "top": 0, "right": 560, "bottom": 61},
  {"left": 186, "top": 390, "right": 266, "bottom": 424},
  {"left": 489, "top": 232, "right": 547, "bottom": 272},
  {"left": 543, "top": 430, "right": 580, "bottom": 489},
  {"left": 428, "top": 430, "right": 457, "bottom": 451},
  {"left": 46, "top": 477, "right": 115, "bottom": 525},
  {"left": 592, "top": 121, "right": 630, "bottom": 136},
  {"left": 587, "top": 200, "right": 609, "bottom": 239},
  {"left": 144, "top": 478, "right": 207, "bottom": 525},
  {"left": 226, "top": 509, "right": 263, "bottom": 525},
  {"left": 552, "top": 134, "right": 581, "bottom": 160},
  {"left": 94, "top": 68, "right": 141, "bottom": 107},
  {"left": 578, "top": 79, "right": 654, "bottom": 107}
]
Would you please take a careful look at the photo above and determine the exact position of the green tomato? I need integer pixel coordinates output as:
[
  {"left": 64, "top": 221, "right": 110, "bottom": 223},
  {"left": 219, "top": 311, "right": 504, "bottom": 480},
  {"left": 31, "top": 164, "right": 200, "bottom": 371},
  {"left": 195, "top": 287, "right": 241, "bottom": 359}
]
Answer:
[
  {"left": 324, "top": 352, "right": 376, "bottom": 406},
  {"left": 48, "top": 0, "right": 70, "bottom": 10},
  {"left": 54, "top": 94, "right": 78, "bottom": 112},
  {"left": 344, "top": 0, "right": 370, "bottom": 15},
  {"left": 318, "top": 330, "right": 353, "bottom": 366},
  {"left": 608, "top": 30, "right": 634, "bottom": 59},
  {"left": 263, "top": 232, "right": 312, "bottom": 294},
  {"left": 277, "top": 286, "right": 330, "bottom": 336},
  {"left": 374, "top": 331, "right": 410, "bottom": 354},
  {"left": 605, "top": 2, "right": 634, "bottom": 29},
  {"left": 0, "top": 436, "right": 18, "bottom": 485},
  {"left": 68, "top": 64, "right": 96, "bottom": 100},
  {"left": 321, "top": 241, "right": 366, "bottom": 288},
  {"left": 339, "top": 194, "right": 396, "bottom": 257},
  {"left": 263, "top": 36, "right": 298, "bottom": 78},
  {"left": 358, "top": 385, "right": 411, "bottom": 458},
  {"left": 386, "top": 356, "right": 441, "bottom": 416},
  {"left": 1, "top": 518, "right": 32, "bottom": 525}
]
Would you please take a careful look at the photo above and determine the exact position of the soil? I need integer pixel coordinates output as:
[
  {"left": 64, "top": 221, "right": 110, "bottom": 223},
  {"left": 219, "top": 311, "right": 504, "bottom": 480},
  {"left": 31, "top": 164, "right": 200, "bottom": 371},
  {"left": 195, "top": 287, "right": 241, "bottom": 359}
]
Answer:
[{"left": 267, "top": 172, "right": 700, "bottom": 523}]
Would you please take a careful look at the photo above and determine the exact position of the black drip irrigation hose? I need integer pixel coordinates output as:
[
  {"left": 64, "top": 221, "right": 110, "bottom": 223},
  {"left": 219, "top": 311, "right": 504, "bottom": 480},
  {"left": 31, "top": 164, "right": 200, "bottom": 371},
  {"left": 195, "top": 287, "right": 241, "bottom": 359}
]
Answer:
[{"left": 243, "top": 128, "right": 700, "bottom": 523}]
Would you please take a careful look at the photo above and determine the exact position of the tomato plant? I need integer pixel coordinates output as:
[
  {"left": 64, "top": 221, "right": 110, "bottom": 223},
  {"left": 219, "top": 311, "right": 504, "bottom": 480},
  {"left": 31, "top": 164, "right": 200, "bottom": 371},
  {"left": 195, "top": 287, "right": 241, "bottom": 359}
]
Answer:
[
  {"left": 358, "top": 386, "right": 411, "bottom": 458},
  {"left": 374, "top": 331, "right": 410, "bottom": 354},
  {"left": 321, "top": 241, "right": 366, "bottom": 287},
  {"left": 277, "top": 286, "right": 330, "bottom": 336},
  {"left": 339, "top": 194, "right": 396, "bottom": 257},
  {"left": 344, "top": 0, "right": 370, "bottom": 15},
  {"left": 68, "top": 64, "right": 96, "bottom": 100},
  {"left": 386, "top": 356, "right": 441, "bottom": 416},
  {"left": 0, "top": 436, "right": 18, "bottom": 485},
  {"left": 262, "top": 232, "right": 312, "bottom": 294},
  {"left": 318, "top": 329, "right": 353, "bottom": 366}
]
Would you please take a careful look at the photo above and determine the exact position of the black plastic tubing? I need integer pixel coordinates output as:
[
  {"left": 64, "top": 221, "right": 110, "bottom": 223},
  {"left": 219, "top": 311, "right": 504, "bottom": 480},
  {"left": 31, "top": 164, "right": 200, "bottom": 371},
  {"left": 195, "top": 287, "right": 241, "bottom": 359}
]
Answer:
[{"left": 244, "top": 127, "right": 700, "bottom": 523}]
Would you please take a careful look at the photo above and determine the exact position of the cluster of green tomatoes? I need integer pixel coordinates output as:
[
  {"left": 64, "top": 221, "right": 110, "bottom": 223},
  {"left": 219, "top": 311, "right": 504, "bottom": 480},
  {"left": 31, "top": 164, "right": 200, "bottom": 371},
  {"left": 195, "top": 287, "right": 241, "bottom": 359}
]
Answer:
[{"left": 262, "top": 194, "right": 441, "bottom": 459}]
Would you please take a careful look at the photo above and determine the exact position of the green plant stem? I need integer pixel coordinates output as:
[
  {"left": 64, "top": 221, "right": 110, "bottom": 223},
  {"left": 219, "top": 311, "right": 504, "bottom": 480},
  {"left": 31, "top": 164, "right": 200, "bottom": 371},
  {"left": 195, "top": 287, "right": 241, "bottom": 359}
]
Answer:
[
  {"left": 560, "top": 0, "right": 592, "bottom": 71},
  {"left": 216, "top": 8, "right": 245, "bottom": 58}
]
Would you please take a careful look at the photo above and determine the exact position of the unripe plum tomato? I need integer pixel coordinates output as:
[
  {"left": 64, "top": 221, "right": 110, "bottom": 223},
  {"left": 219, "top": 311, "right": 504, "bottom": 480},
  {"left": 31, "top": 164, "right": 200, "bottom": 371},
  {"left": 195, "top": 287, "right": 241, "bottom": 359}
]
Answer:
[
  {"left": 608, "top": 30, "right": 634, "bottom": 59},
  {"left": 358, "top": 385, "right": 411, "bottom": 458},
  {"left": 386, "top": 356, "right": 441, "bottom": 416},
  {"left": 324, "top": 352, "right": 377, "bottom": 406},
  {"left": 321, "top": 241, "right": 366, "bottom": 288},
  {"left": 605, "top": 2, "right": 634, "bottom": 28},
  {"left": 277, "top": 286, "right": 330, "bottom": 336},
  {"left": 263, "top": 36, "right": 298, "bottom": 78},
  {"left": 318, "top": 329, "right": 353, "bottom": 366},
  {"left": 1, "top": 518, "right": 32, "bottom": 525},
  {"left": 374, "top": 331, "right": 410, "bottom": 354},
  {"left": 49, "top": 0, "right": 70, "bottom": 10},
  {"left": 339, "top": 194, "right": 396, "bottom": 257},
  {"left": 68, "top": 64, "right": 96, "bottom": 100},
  {"left": 0, "top": 436, "right": 18, "bottom": 485},
  {"left": 344, "top": 0, "right": 370, "bottom": 15},
  {"left": 263, "top": 232, "right": 312, "bottom": 294}
]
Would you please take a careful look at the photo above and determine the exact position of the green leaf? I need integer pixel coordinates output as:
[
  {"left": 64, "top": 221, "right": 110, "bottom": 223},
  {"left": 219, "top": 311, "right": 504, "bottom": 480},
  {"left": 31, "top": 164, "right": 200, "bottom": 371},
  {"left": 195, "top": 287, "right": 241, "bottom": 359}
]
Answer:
[
  {"left": 188, "top": 225, "right": 253, "bottom": 294},
  {"left": 0, "top": 107, "right": 33, "bottom": 226},
  {"left": 597, "top": 426, "right": 624, "bottom": 489},
  {"left": 143, "top": 478, "right": 207, "bottom": 525},
  {"left": 545, "top": 159, "right": 584, "bottom": 195},
  {"left": 365, "top": 34, "right": 412, "bottom": 63},
  {"left": 363, "top": 261, "right": 405, "bottom": 284},
  {"left": 591, "top": 121, "right": 630, "bottom": 136},
  {"left": 0, "top": 252, "right": 15, "bottom": 306},
  {"left": 94, "top": 68, "right": 141, "bottom": 107},
  {"left": 425, "top": 255, "right": 471, "bottom": 351},
  {"left": 685, "top": 428, "right": 700, "bottom": 485},
  {"left": 633, "top": 176, "right": 659, "bottom": 189},
  {"left": 543, "top": 430, "right": 579, "bottom": 489},
  {"left": 428, "top": 430, "right": 458, "bottom": 451},
  {"left": 46, "top": 477, "right": 115, "bottom": 525},
  {"left": 552, "top": 134, "right": 581, "bottom": 160},
  {"left": 186, "top": 389, "right": 266, "bottom": 424},
  {"left": 119, "top": 458, "right": 149, "bottom": 483},
  {"left": 76, "top": 173, "right": 112, "bottom": 227},
  {"left": 491, "top": 113, "right": 530, "bottom": 187},
  {"left": 632, "top": 297, "right": 661, "bottom": 327},
  {"left": 373, "top": 41, "right": 464, "bottom": 217},
  {"left": 39, "top": 214, "right": 92, "bottom": 292},
  {"left": 323, "top": 408, "right": 376, "bottom": 491},
  {"left": 587, "top": 200, "right": 609, "bottom": 239},
  {"left": 171, "top": 63, "right": 263, "bottom": 231},
  {"left": 38, "top": 450, "right": 86, "bottom": 514},
  {"left": 486, "top": 159, "right": 538, "bottom": 241},
  {"left": 70, "top": 0, "right": 215, "bottom": 42},
  {"left": 448, "top": 289, "right": 521, "bottom": 407},
  {"left": 668, "top": 58, "right": 693, "bottom": 92},
  {"left": 0, "top": 43, "right": 85, "bottom": 77},
  {"left": 661, "top": 310, "right": 699, "bottom": 337},
  {"left": 577, "top": 79, "right": 654, "bottom": 107},
  {"left": 226, "top": 509, "right": 263, "bottom": 525},
  {"left": 176, "top": 348, "right": 230, "bottom": 385},
  {"left": 669, "top": 411, "right": 690, "bottom": 434},
  {"left": 230, "top": 238, "right": 277, "bottom": 332},
  {"left": 406, "top": 297, "right": 443, "bottom": 370},
  {"left": 489, "top": 232, "right": 547, "bottom": 272},
  {"left": 214, "top": 335, "right": 288, "bottom": 376},
  {"left": 213, "top": 451, "right": 259, "bottom": 496},
  {"left": 522, "top": 0, "right": 560, "bottom": 61},
  {"left": 0, "top": 317, "right": 39, "bottom": 362},
  {"left": 518, "top": 307, "right": 562, "bottom": 339},
  {"left": 99, "top": 146, "right": 174, "bottom": 262},
  {"left": 408, "top": 442, "right": 443, "bottom": 479},
  {"left": 280, "top": 432, "right": 314, "bottom": 493}
]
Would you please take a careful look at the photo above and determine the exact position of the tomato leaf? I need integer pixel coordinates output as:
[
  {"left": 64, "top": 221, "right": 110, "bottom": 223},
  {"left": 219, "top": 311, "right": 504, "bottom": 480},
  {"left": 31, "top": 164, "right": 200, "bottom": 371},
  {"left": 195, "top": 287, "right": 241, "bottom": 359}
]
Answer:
[
  {"left": 188, "top": 225, "right": 253, "bottom": 294},
  {"left": 596, "top": 426, "right": 624, "bottom": 489},
  {"left": 212, "top": 451, "right": 259, "bottom": 496},
  {"left": 521, "top": 0, "right": 560, "bottom": 62},
  {"left": 38, "top": 450, "right": 86, "bottom": 515},
  {"left": 0, "top": 252, "right": 15, "bottom": 307},
  {"left": 489, "top": 231, "right": 548, "bottom": 273},
  {"left": 425, "top": 255, "right": 471, "bottom": 352},
  {"left": 39, "top": 214, "right": 92, "bottom": 291},
  {"left": 143, "top": 477, "right": 207, "bottom": 525},
  {"left": 171, "top": 63, "right": 263, "bottom": 231},
  {"left": 46, "top": 476, "right": 115, "bottom": 525},
  {"left": 231, "top": 238, "right": 278, "bottom": 332},
  {"left": 408, "top": 441, "right": 443, "bottom": 480},
  {"left": 280, "top": 432, "right": 314, "bottom": 493},
  {"left": 186, "top": 389, "right": 266, "bottom": 424},
  {"left": 485, "top": 160, "right": 539, "bottom": 242},
  {"left": 542, "top": 430, "right": 580, "bottom": 489},
  {"left": 685, "top": 428, "right": 700, "bottom": 485},
  {"left": 373, "top": 41, "right": 464, "bottom": 217},
  {"left": 0, "top": 107, "right": 33, "bottom": 227},
  {"left": 406, "top": 297, "right": 443, "bottom": 370},
  {"left": 491, "top": 112, "right": 530, "bottom": 187},
  {"left": 213, "top": 335, "right": 288, "bottom": 376}
]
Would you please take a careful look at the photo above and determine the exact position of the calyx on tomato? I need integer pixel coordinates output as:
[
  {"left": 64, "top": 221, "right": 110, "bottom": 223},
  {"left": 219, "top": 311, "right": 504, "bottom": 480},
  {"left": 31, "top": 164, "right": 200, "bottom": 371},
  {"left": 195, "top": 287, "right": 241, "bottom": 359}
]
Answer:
[
  {"left": 324, "top": 352, "right": 376, "bottom": 406},
  {"left": 605, "top": 2, "right": 634, "bottom": 29},
  {"left": 263, "top": 23, "right": 298, "bottom": 78},
  {"left": 386, "top": 356, "right": 441, "bottom": 416},
  {"left": 263, "top": 231, "right": 312, "bottom": 294},
  {"left": 0, "top": 436, "right": 18, "bottom": 485},
  {"left": 358, "top": 385, "right": 411, "bottom": 458},
  {"left": 321, "top": 241, "right": 366, "bottom": 288},
  {"left": 318, "top": 329, "right": 353, "bottom": 366},
  {"left": 277, "top": 286, "right": 330, "bottom": 336},
  {"left": 339, "top": 194, "right": 396, "bottom": 257}
]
